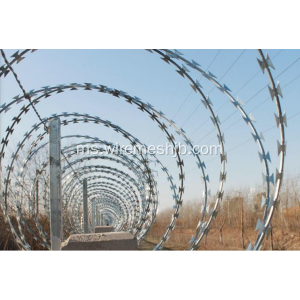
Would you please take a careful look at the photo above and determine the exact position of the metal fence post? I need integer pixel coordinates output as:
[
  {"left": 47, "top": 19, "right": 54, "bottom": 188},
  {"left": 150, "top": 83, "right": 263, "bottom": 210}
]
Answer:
[
  {"left": 91, "top": 199, "right": 95, "bottom": 232},
  {"left": 49, "top": 118, "right": 62, "bottom": 250},
  {"left": 83, "top": 178, "right": 88, "bottom": 233}
]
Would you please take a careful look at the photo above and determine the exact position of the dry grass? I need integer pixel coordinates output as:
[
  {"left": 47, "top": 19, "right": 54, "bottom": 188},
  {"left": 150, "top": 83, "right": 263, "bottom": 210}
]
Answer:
[
  {"left": 2, "top": 174, "right": 300, "bottom": 250},
  {"left": 140, "top": 203, "right": 300, "bottom": 250},
  {"left": 141, "top": 175, "right": 300, "bottom": 250}
]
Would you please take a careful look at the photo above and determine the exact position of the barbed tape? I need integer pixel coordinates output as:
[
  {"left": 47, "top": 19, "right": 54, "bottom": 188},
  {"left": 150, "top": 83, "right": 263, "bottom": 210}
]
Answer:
[{"left": 0, "top": 49, "right": 286, "bottom": 251}]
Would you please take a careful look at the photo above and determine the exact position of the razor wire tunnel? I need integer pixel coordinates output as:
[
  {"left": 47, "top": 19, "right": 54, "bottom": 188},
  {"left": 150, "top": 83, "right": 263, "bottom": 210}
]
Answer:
[{"left": 0, "top": 49, "right": 286, "bottom": 250}]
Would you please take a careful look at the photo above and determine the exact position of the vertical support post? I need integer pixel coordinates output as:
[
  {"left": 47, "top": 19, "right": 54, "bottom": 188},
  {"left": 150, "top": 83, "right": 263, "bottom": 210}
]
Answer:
[
  {"left": 49, "top": 118, "right": 62, "bottom": 250},
  {"left": 91, "top": 200, "right": 95, "bottom": 232},
  {"left": 36, "top": 170, "right": 39, "bottom": 216},
  {"left": 83, "top": 178, "right": 88, "bottom": 233},
  {"left": 96, "top": 207, "right": 99, "bottom": 226},
  {"left": 28, "top": 199, "right": 31, "bottom": 216}
]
